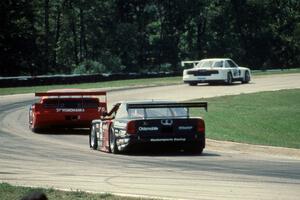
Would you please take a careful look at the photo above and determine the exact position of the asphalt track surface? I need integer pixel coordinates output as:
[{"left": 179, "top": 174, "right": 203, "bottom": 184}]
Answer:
[{"left": 1, "top": 74, "right": 300, "bottom": 200}]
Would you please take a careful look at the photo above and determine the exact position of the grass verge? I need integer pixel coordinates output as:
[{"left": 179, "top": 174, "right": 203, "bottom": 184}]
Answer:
[
  {"left": 192, "top": 89, "right": 300, "bottom": 148},
  {"left": 0, "top": 182, "right": 151, "bottom": 200},
  {"left": 1, "top": 68, "right": 299, "bottom": 95},
  {"left": 0, "top": 76, "right": 181, "bottom": 95}
]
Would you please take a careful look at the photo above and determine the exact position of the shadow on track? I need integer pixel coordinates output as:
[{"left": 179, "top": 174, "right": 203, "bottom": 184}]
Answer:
[
  {"left": 125, "top": 146, "right": 220, "bottom": 157},
  {"left": 35, "top": 128, "right": 90, "bottom": 135}
]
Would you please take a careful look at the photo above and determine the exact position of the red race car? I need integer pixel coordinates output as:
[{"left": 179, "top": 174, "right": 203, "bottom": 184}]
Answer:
[
  {"left": 29, "top": 89, "right": 107, "bottom": 132},
  {"left": 89, "top": 100, "right": 207, "bottom": 154}
]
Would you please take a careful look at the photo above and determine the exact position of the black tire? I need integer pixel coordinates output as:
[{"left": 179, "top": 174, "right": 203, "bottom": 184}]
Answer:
[
  {"left": 185, "top": 143, "right": 203, "bottom": 154},
  {"left": 188, "top": 82, "right": 197, "bottom": 86},
  {"left": 109, "top": 127, "right": 119, "bottom": 154},
  {"left": 226, "top": 72, "right": 233, "bottom": 85},
  {"left": 29, "top": 111, "right": 41, "bottom": 133},
  {"left": 89, "top": 124, "right": 98, "bottom": 150},
  {"left": 242, "top": 71, "right": 250, "bottom": 84}
]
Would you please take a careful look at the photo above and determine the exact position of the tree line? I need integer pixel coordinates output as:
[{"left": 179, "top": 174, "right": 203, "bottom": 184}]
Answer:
[{"left": 1, "top": 0, "right": 299, "bottom": 76}]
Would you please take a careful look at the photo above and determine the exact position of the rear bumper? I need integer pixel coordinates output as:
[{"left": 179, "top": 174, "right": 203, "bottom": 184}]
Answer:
[
  {"left": 34, "top": 113, "right": 98, "bottom": 128},
  {"left": 116, "top": 133, "right": 205, "bottom": 151}
]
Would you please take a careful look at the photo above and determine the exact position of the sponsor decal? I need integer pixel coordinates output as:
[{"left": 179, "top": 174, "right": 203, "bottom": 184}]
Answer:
[
  {"left": 150, "top": 138, "right": 186, "bottom": 142},
  {"left": 178, "top": 126, "right": 193, "bottom": 130},
  {"left": 150, "top": 138, "right": 173, "bottom": 142},
  {"left": 56, "top": 108, "right": 85, "bottom": 112},
  {"left": 139, "top": 127, "right": 159, "bottom": 131},
  {"left": 174, "top": 138, "right": 186, "bottom": 142}
]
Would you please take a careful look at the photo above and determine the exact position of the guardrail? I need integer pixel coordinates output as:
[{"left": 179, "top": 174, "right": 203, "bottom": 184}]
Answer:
[{"left": 0, "top": 72, "right": 181, "bottom": 88}]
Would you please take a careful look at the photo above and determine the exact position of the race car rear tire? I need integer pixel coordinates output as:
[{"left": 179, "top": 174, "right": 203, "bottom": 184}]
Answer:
[
  {"left": 185, "top": 144, "right": 203, "bottom": 154},
  {"left": 90, "top": 124, "right": 98, "bottom": 150},
  {"left": 109, "top": 128, "right": 120, "bottom": 154}
]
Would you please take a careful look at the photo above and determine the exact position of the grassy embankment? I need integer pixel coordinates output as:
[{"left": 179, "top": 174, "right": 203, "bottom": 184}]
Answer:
[
  {"left": 192, "top": 89, "right": 300, "bottom": 149},
  {"left": 0, "top": 183, "right": 150, "bottom": 200},
  {"left": 1, "top": 68, "right": 299, "bottom": 95}
]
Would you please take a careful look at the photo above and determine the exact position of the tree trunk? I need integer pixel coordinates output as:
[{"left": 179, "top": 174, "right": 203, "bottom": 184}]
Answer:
[{"left": 53, "top": 4, "right": 61, "bottom": 68}]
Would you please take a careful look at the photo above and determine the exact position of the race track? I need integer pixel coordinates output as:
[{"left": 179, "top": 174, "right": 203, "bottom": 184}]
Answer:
[{"left": 1, "top": 73, "right": 300, "bottom": 200}]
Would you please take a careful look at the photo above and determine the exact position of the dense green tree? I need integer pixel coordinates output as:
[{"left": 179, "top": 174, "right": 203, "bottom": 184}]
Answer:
[{"left": 0, "top": 0, "right": 299, "bottom": 76}]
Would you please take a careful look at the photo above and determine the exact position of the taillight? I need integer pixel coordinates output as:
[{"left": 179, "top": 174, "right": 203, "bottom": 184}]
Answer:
[
  {"left": 126, "top": 121, "right": 136, "bottom": 134},
  {"left": 197, "top": 119, "right": 205, "bottom": 133}
]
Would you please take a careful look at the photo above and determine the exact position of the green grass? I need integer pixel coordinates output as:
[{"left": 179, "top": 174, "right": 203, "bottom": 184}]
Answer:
[
  {"left": 0, "top": 183, "right": 152, "bottom": 200},
  {"left": 1, "top": 68, "right": 299, "bottom": 95},
  {"left": 252, "top": 68, "right": 300, "bottom": 75},
  {"left": 0, "top": 76, "right": 181, "bottom": 95},
  {"left": 192, "top": 89, "right": 300, "bottom": 148}
]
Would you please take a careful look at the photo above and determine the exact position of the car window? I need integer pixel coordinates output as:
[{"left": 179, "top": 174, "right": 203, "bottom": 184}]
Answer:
[
  {"left": 225, "top": 61, "right": 231, "bottom": 68},
  {"left": 83, "top": 99, "right": 99, "bottom": 108},
  {"left": 128, "top": 108, "right": 145, "bottom": 119},
  {"left": 114, "top": 104, "right": 128, "bottom": 119},
  {"left": 127, "top": 107, "right": 188, "bottom": 118},
  {"left": 227, "top": 60, "right": 237, "bottom": 68},
  {"left": 58, "top": 100, "right": 82, "bottom": 108},
  {"left": 213, "top": 61, "right": 223, "bottom": 68},
  {"left": 200, "top": 61, "right": 213, "bottom": 68},
  {"left": 43, "top": 99, "right": 59, "bottom": 108}
]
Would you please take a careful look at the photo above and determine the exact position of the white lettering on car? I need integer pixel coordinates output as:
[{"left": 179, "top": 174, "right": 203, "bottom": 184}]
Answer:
[
  {"left": 138, "top": 127, "right": 159, "bottom": 131},
  {"left": 178, "top": 126, "right": 193, "bottom": 130},
  {"left": 56, "top": 108, "right": 85, "bottom": 112}
]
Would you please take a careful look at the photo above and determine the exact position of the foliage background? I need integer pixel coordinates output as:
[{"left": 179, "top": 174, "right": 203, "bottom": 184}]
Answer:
[{"left": 1, "top": 0, "right": 299, "bottom": 76}]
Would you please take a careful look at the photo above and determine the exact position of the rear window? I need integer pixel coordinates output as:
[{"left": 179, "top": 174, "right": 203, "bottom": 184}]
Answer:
[
  {"left": 43, "top": 99, "right": 99, "bottom": 108},
  {"left": 128, "top": 107, "right": 188, "bottom": 119}
]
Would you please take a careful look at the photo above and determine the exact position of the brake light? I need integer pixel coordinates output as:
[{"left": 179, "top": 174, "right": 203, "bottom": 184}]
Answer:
[
  {"left": 126, "top": 121, "right": 136, "bottom": 134},
  {"left": 197, "top": 119, "right": 205, "bottom": 133}
]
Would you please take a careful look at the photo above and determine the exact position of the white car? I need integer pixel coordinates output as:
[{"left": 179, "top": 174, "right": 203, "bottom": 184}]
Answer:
[{"left": 182, "top": 58, "right": 251, "bottom": 86}]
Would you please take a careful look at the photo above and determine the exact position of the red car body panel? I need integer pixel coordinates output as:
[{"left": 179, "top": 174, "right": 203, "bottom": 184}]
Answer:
[{"left": 29, "top": 89, "right": 107, "bottom": 131}]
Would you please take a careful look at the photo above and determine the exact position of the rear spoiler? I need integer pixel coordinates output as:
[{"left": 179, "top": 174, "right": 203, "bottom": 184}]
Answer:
[
  {"left": 181, "top": 60, "right": 202, "bottom": 68},
  {"left": 127, "top": 102, "right": 208, "bottom": 111},
  {"left": 35, "top": 91, "right": 106, "bottom": 97}
]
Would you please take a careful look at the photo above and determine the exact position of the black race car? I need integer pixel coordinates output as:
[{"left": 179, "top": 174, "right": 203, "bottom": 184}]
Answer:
[{"left": 89, "top": 100, "right": 207, "bottom": 154}]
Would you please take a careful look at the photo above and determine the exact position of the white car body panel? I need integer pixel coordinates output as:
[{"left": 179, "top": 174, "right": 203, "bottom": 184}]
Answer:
[{"left": 182, "top": 58, "right": 251, "bottom": 85}]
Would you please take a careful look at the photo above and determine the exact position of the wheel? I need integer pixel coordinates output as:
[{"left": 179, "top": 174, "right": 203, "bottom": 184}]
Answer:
[
  {"left": 89, "top": 124, "right": 98, "bottom": 150},
  {"left": 185, "top": 143, "right": 203, "bottom": 154},
  {"left": 29, "top": 111, "right": 40, "bottom": 133},
  {"left": 242, "top": 71, "right": 250, "bottom": 84},
  {"left": 109, "top": 127, "right": 119, "bottom": 154},
  {"left": 226, "top": 72, "right": 233, "bottom": 85},
  {"left": 188, "top": 82, "right": 197, "bottom": 86}
]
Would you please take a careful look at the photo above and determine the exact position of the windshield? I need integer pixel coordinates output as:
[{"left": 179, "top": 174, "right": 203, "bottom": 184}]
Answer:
[
  {"left": 128, "top": 107, "right": 188, "bottom": 119},
  {"left": 196, "top": 60, "right": 223, "bottom": 68}
]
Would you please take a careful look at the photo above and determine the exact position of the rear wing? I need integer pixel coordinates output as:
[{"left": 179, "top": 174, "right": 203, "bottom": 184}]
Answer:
[
  {"left": 181, "top": 60, "right": 202, "bottom": 68},
  {"left": 35, "top": 91, "right": 106, "bottom": 97},
  {"left": 127, "top": 102, "right": 208, "bottom": 111}
]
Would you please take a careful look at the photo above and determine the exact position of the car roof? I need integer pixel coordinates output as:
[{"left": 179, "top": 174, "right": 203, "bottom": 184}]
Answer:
[{"left": 200, "top": 58, "right": 231, "bottom": 62}]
